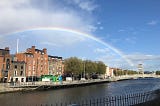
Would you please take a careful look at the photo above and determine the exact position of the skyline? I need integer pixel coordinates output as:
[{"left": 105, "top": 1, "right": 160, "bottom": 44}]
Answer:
[{"left": 0, "top": 0, "right": 160, "bottom": 71}]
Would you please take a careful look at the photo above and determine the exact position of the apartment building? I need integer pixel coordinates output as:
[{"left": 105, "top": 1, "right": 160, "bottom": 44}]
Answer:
[
  {"left": 0, "top": 47, "right": 11, "bottom": 82},
  {"left": 105, "top": 66, "right": 114, "bottom": 78},
  {"left": 9, "top": 59, "right": 26, "bottom": 83},
  {"left": 48, "top": 55, "right": 64, "bottom": 75},
  {"left": 16, "top": 46, "right": 49, "bottom": 81},
  {"left": 0, "top": 46, "right": 65, "bottom": 82}
]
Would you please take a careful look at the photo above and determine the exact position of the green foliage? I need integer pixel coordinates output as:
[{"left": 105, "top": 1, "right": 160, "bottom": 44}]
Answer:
[
  {"left": 113, "top": 69, "right": 138, "bottom": 76},
  {"left": 156, "top": 71, "right": 160, "bottom": 75},
  {"left": 64, "top": 57, "right": 106, "bottom": 75},
  {"left": 85, "top": 60, "right": 97, "bottom": 74},
  {"left": 96, "top": 61, "right": 106, "bottom": 74},
  {"left": 64, "top": 57, "right": 83, "bottom": 74}
]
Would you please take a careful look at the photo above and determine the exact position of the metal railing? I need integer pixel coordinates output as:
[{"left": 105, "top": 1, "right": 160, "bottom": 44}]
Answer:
[{"left": 30, "top": 91, "right": 157, "bottom": 106}]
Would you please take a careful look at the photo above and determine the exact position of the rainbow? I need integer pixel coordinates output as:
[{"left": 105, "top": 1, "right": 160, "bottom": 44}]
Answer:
[{"left": 3, "top": 27, "right": 134, "bottom": 66}]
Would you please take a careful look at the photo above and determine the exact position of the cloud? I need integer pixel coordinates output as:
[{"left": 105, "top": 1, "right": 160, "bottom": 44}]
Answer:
[
  {"left": 65, "top": 0, "right": 98, "bottom": 12},
  {"left": 126, "top": 54, "right": 160, "bottom": 62},
  {"left": 99, "top": 26, "right": 104, "bottom": 30},
  {"left": 147, "top": 20, "right": 158, "bottom": 25},
  {"left": 94, "top": 48, "right": 110, "bottom": 54},
  {"left": 96, "top": 54, "right": 131, "bottom": 68},
  {"left": 0, "top": 0, "right": 97, "bottom": 35},
  {"left": 96, "top": 52, "right": 160, "bottom": 71}
]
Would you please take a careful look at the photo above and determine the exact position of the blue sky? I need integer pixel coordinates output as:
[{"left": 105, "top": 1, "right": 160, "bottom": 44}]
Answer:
[
  {"left": 0, "top": 0, "right": 160, "bottom": 71},
  {"left": 95, "top": 0, "right": 160, "bottom": 54}
]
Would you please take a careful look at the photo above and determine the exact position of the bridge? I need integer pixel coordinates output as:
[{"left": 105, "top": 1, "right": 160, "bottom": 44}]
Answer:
[{"left": 113, "top": 74, "right": 160, "bottom": 81}]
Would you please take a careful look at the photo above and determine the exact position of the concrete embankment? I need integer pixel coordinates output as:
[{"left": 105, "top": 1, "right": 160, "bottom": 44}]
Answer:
[
  {"left": 0, "top": 76, "right": 135, "bottom": 93},
  {"left": 0, "top": 83, "right": 36, "bottom": 94}
]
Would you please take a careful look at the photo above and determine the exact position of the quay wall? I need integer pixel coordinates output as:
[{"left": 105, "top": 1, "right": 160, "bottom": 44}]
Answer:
[{"left": 0, "top": 74, "right": 159, "bottom": 93}]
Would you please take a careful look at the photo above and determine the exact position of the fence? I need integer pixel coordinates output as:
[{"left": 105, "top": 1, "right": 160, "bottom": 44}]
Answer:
[{"left": 33, "top": 90, "right": 157, "bottom": 106}]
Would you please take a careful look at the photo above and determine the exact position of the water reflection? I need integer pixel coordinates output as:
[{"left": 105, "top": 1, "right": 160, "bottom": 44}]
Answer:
[{"left": 0, "top": 78, "right": 160, "bottom": 106}]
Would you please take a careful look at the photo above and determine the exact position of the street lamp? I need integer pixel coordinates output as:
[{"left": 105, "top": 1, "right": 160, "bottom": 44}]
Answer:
[
  {"left": 83, "top": 60, "right": 85, "bottom": 79},
  {"left": 81, "top": 58, "right": 86, "bottom": 80}
]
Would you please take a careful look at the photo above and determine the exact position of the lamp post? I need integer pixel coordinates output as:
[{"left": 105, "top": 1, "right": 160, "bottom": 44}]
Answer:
[
  {"left": 83, "top": 60, "right": 85, "bottom": 79},
  {"left": 81, "top": 58, "right": 86, "bottom": 80}
]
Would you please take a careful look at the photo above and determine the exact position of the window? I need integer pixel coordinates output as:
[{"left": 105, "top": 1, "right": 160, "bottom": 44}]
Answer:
[
  {"left": 33, "top": 66, "right": 35, "bottom": 70},
  {"left": 14, "top": 70, "right": 17, "bottom": 76},
  {"left": 28, "top": 66, "right": 31, "bottom": 70},
  {"left": 2, "top": 64, "right": 4, "bottom": 69},
  {"left": 21, "top": 78, "right": 24, "bottom": 82},
  {"left": 6, "top": 59, "right": 10, "bottom": 69},
  {"left": 14, "top": 65, "right": 17, "bottom": 69},
  {"left": 33, "top": 60, "right": 35, "bottom": 64},
  {"left": 20, "top": 71, "right": 23, "bottom": 76},
  {"left": 21, "top": 66, "right": 23, "bottom": 69}
]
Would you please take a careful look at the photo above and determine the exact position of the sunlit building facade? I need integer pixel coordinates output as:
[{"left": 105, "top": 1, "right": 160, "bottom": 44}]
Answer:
[
  {"left": 48, "top": 55, "right": 64, "bottom": 75},
  {"left": 0, "top": 47, "right": 11, "bottom": 82},
  {"left": 16, "top": 46, "right": 49, "bottom": 81}
]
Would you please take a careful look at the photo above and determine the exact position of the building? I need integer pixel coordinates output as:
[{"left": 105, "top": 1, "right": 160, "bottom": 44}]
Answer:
[
  {"left": 48, "top": 55, "right": 64, "bottom": 75},
  {"left": 105, "top": 66, "right": 114, "bottom": 78},
  {"left": 16, "top": 46, "right": 49, "bottom": 81},
  {"left": 0, "top": 46, "right": 64, "bottom": 82},
  {"left": 0, "top": 47, "right": 11, "bottom": 82},
  {"left": 9, "top": 60, "right": 26, "bottom": 83}
]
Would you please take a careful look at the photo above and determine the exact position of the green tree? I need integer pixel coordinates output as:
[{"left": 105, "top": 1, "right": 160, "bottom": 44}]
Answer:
[
  {"left": 64, "top": 57, "right": 107, "bottom": 78},
  {"left": 64, "top": 57, "right": 83, "bottom": 75},
  {"left": 96, "top": 61, "right": 106, "bottom": 74},
  {"left": 85, "top": 60, "right": 97, "bottom": 74},
  {"left": 156, "top": 71, "right": 160, "bottom": 75}
]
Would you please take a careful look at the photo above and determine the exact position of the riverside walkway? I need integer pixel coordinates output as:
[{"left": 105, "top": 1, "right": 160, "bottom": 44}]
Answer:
[{"left": 0, "top": 74, "right": 160, "bottom": 93}]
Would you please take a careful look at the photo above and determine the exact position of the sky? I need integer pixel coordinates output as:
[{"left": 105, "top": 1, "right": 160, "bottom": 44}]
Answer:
[{"left": 0, "top": 0, "right": 160, "bottom": 71}]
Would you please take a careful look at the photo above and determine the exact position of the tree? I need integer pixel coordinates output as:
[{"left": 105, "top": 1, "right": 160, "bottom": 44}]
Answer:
[
  {"left": 64, "top": 57, "right": 107, "bottom": 78},
  {"left": 85, "top": 60, "right": 97, "bottom": 74},
  {"left": 64, "top": 57, "right": 83, "bottom": 75},
  {"left": 96, "top": 61, "right": 106, "bottom": 74},
  {"left": 156, "top": 71, "right": 160, "bottom": 75}
]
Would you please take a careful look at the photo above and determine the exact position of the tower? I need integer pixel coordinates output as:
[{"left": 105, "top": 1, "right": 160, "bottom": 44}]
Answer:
[{"left": 138, "top": 64, "right": 144, "bottom": 74}]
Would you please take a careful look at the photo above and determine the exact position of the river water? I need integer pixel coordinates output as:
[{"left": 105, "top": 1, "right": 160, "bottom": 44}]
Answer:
[{"left": 0, "top": 78, "right": 160, "bottom": 106}]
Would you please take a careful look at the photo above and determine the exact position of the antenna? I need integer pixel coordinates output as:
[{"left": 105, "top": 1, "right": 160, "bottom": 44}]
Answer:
[{"left": 17, "top": 39, "right": 19, "bottom": 53}]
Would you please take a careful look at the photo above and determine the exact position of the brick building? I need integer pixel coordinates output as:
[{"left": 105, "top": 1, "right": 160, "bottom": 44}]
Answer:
[
  {"left": 0, "top": 47, "right": 11, "bottom": 82},
  {"left": 16, "top": 46, "right": 49, "bottom": 81},
  {"left": 48, "top": 55, "right": 64, "bottom": 75},
  {"left": 0, "top": 46, "right": 64, "bottom": 82}
]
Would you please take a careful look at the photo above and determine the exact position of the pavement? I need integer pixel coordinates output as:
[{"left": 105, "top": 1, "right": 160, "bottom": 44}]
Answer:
[{"left": 0, "top": 83, "right": 22, "bottom": 93}]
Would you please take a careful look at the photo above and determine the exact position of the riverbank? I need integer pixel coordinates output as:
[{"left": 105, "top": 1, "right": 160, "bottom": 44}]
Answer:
[
  {"left": 0, "top": 83, "right": 35, "bottom": 94},
  {"left": 0, "top": 76, "right": 131, "bottom": 94},
  {"left": 0, "top": 75, "right": 157, "bottom": 94}
]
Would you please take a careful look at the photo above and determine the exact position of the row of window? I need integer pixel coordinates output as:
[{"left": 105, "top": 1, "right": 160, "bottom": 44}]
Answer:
[
  {"left": 14, "top": 65, "right": 23, "bottom": 69},
  {"left": 14, "top": 70, "right": 24, "bottom": 76}
]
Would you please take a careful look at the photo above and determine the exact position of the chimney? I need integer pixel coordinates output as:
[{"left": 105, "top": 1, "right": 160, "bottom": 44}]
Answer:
[
  {"left": 5, "top": 47, "right": 9, "bottom": 51},
  {"left": 31, "top": 46, "right": 35, "bottom": 53},
  {"left": 32, "top": 46, "right": 35, "bottom": 49},
  {"left": 43, "top": 48, "right": 47, "bottom": 54}
]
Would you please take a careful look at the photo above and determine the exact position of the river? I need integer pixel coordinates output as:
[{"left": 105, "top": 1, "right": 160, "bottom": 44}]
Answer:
[{"left": 0, "top": 78, "right": 160, "bottom": 106}]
